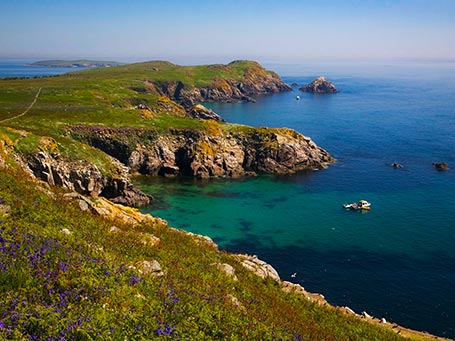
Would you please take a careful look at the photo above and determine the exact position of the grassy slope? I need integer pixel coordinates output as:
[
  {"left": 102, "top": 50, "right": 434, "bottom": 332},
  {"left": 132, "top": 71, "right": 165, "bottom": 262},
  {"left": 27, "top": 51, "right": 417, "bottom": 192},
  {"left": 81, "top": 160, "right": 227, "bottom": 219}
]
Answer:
[
  {"left": 0, "top": 167, "right": 419, "bottom": 340},
  {"left": 0, "top": 60, "right": 260, "bottom": 131}
]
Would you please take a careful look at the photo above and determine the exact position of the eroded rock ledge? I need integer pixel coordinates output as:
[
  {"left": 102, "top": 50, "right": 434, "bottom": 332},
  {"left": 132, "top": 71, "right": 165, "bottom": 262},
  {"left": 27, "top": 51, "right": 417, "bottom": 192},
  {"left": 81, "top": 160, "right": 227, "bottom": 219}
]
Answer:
[
  {"left": 21, "top": 151, "right": 152, "bottom": 207},
  {"left": 71, "top": 126, "right": 334, "bottom": 179}
]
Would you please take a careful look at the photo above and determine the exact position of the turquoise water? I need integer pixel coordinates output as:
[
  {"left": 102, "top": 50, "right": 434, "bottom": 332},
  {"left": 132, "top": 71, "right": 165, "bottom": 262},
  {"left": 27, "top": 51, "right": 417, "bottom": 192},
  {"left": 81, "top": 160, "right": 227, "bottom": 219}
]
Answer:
[{"left": 137, "top": 62, "right": 455, "bottom": 338}]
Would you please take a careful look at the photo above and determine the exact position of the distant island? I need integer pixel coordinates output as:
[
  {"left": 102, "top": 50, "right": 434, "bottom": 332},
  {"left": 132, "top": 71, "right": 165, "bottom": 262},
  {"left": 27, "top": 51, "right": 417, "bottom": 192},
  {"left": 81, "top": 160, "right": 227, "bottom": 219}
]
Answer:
[{"left": 30, "top": 59, "right": 125, "bottom": 68}]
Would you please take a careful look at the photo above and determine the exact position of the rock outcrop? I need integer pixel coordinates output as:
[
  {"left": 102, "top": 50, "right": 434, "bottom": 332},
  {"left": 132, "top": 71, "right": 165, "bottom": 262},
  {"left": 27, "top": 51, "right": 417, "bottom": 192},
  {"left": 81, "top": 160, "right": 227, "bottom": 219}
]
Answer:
[
  {"left": 187, "top": 104, "right": 224, "bottom": 121},
  {"left": 300, "top": 76, "right": 338, "bottom": 94},
  {"left": 71, "top": 126, "right": 334, "bottom": 179},
  {"left": 154, "top": 61, "right": 291, "bottom": 107},
  {"left": 24, "top": 151, "right": 152, "bottom": 207}
]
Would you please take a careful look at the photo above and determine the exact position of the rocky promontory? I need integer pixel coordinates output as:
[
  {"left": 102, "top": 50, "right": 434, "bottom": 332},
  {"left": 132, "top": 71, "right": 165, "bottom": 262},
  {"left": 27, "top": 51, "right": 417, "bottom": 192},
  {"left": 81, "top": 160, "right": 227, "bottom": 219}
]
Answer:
[
  {"left": 151, "top": 61, "right": 291, "bottom": 107},
  {"left": 70, "top": 125, "right": 334, "bottom": 179},
  {"left": 300, "top": 76, "right": 338, "bottom": 94}
]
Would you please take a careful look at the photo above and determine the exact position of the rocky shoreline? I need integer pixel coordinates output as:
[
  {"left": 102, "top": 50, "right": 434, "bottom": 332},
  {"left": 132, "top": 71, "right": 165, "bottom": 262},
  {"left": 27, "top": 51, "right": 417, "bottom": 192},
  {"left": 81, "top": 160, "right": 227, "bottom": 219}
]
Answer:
[
  {"left": 70, "top": 125, "right": 334, "bottom": 178},
  {"left": 8, "top": 124, "right": 333, "bottom": 208}
]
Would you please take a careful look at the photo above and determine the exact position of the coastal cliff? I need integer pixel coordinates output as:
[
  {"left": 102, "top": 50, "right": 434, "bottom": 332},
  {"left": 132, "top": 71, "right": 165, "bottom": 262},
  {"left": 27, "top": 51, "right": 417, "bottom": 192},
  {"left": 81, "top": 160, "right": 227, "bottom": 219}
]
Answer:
[
  {"left": 150, "top": 60, "right": 291, "bottom": 107},
  {"left": 70, "top": 125, "right": 334, "bottom": 179},
  {"left": 0, "top": 59, "right": 329, "bottom": 206}
]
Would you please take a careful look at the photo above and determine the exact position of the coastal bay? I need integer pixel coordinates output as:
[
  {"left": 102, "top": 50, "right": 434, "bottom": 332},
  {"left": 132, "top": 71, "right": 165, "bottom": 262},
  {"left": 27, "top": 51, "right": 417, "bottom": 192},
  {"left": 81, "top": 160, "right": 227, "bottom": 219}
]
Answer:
[{"left": 138, "top": 61, "right": 455, "bottom": 338}]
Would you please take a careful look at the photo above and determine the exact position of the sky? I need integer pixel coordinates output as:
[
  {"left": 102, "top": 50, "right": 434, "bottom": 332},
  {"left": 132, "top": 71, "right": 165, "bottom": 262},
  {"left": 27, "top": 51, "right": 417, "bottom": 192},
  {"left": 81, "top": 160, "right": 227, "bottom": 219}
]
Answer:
[{"left": 0, "top": 0, "right": 454, "bottom": 65}]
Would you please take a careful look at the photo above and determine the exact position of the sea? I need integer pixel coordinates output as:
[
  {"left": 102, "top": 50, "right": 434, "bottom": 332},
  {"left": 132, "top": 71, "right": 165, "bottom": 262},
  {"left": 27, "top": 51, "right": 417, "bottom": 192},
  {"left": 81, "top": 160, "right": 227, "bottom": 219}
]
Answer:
[
  {"left": 0, "top": 60, "right": 89, "bottom": 78},
  {"left": 1, "top": 59, "right": 454, "bottom": 338}
]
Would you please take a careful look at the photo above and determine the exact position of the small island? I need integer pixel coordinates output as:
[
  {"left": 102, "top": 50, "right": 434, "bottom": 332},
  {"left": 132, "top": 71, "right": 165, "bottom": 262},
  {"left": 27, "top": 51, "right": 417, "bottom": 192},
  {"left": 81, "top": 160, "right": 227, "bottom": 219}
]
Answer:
[
  {"left": 30, "top": 59, "right": 124, "bottom": 68},
  {"left": 300, "top": 76, "right": 338, "bottom": 94}
]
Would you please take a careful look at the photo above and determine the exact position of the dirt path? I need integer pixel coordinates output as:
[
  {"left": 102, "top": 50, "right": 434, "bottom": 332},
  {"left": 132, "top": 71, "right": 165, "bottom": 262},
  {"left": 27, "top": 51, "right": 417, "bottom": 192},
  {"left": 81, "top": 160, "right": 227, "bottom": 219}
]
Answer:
[{"left": 0, "top": 87, "right": 42, "bottom": 124}]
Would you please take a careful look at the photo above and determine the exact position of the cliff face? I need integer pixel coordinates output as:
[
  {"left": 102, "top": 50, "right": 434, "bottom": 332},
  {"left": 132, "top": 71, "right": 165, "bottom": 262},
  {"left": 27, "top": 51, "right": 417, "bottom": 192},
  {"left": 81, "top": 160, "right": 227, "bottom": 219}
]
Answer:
[
  {"left": 153, "top": 61, "right": 291, "bottom": 107},
  {"left": 22, "top": 151, "right": 152, "bottom": 207},
  {"left": 71, "top": 126, "right": 334, "bottom": 179}
]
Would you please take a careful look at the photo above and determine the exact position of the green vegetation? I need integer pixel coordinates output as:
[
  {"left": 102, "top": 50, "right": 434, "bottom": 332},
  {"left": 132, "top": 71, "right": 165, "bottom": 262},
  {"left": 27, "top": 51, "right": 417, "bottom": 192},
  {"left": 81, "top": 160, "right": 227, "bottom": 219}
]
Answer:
[{"left": 0, "top": 167, "right": 426, "bottom": 340}]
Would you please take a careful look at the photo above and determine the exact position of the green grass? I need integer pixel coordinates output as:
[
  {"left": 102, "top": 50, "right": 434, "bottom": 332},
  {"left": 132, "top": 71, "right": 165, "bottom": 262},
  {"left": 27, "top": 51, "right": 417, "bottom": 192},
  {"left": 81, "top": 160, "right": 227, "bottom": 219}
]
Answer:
[{"left": 0, "top": 167, "right": 422, "bottom": 340}]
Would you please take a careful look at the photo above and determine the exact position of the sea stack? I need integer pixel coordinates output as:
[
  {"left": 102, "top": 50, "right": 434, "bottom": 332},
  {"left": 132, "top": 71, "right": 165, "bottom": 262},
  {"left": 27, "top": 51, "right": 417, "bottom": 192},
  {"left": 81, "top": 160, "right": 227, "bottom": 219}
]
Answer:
[{"left": 300, "top": 76, "right": 338, "bottom": 94}]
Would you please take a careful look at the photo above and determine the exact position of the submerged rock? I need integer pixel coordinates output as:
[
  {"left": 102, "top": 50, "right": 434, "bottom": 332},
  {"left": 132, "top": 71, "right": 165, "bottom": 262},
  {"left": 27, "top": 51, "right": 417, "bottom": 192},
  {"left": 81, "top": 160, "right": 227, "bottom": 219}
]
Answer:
[
  {"left": 300, "top": 76, "right": 338, "bottom": 94},
  {"left": 432, "top": 162, "right": 449, "bottom": 170}
]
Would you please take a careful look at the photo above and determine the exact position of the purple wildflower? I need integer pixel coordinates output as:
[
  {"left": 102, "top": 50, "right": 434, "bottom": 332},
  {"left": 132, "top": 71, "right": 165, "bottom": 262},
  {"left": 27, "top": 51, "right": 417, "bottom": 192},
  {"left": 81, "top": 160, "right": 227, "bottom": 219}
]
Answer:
[{"left": 155, "top": 324, "right": 176, "bottom": 336}]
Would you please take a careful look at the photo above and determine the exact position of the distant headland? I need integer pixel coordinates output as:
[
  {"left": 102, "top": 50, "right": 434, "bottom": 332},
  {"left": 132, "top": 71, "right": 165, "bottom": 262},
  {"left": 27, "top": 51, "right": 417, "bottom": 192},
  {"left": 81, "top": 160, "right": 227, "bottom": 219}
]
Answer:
[{"left": 29, "top": 59, "right": 124, "bottom": 68}]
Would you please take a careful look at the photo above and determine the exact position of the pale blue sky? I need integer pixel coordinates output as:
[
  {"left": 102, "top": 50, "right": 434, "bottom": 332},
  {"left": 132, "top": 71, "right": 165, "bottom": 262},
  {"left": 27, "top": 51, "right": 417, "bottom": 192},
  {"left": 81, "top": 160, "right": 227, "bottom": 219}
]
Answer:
[{"left": 1, "top": 0, "right": 454, "bottom": 64}]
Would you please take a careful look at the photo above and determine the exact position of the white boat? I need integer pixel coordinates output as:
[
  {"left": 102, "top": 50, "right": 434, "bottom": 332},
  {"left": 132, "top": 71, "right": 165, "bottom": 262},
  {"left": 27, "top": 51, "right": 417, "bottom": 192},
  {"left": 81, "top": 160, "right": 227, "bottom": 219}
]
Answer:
[
  {"left": 343, "top": 200, "right": 371, "bottom": 210},
  {"left": 296, "top": 95, "right": 300, "bottom": 100}
]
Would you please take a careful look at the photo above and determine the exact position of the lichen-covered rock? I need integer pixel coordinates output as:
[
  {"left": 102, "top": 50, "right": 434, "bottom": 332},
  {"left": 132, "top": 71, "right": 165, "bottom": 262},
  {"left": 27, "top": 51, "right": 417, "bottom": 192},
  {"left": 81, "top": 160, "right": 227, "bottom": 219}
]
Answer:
[
  {"left": 300, "top": 76, "right": 338, "bottom": 94},
  {"left": 135, "top": 260, "right": 164, "bottom": 277},
  {"left": 211, "top": 263, "right": 238, "bottom": 281},
  {"left": 25, "top": 150, "right": 152, "bottom": 207},
  {"left": 62, "top": 192, "right": 165, "bottom": 227},
  {"left": 187, "top": 104, "right": 224, "bottom": 121},
  {"left": 74, "top": 126, "right": 334, "bottom": 179},
  {"left": 235, "top": 254, "right": 280, "bottom": 282}
]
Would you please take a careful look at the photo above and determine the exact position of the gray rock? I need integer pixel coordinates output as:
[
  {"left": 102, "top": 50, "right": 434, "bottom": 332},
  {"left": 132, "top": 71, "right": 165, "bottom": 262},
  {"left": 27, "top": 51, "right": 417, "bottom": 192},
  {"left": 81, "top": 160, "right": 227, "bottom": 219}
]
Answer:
[
  {"left": 300, "top": 76, "right": 338, "bottom": 94},
  {"left": 136, "top": 260, "right": 164, "bottom": 277},
  {"left": 236, "top": 254, "right": 280, "bottom": 282},
  {"left": 211, "top": 263, "right": 238, "bottom": 281},
  {"left": 25, "top": 151, "right": 151, "bottom": 207}
]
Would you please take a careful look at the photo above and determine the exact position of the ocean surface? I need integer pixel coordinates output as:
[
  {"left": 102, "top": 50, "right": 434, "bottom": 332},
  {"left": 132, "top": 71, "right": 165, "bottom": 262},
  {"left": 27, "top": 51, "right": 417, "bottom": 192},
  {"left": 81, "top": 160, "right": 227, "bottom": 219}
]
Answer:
[
  {"left": 137, "top": 61, "right": 455, "bottom": 338},
  {"left": 0, "top": 60, "right": 88, "bottom": 78},
  {"left": 2, "top": 60, "right": 454, "bottom": 338}
]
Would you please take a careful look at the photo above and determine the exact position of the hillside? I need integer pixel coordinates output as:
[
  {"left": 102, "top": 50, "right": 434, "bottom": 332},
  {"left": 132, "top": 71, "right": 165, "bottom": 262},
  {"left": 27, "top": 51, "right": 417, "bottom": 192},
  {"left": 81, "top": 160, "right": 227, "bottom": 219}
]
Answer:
[{"left": 0, "top": 162, "right": 444, "bottom": 340}]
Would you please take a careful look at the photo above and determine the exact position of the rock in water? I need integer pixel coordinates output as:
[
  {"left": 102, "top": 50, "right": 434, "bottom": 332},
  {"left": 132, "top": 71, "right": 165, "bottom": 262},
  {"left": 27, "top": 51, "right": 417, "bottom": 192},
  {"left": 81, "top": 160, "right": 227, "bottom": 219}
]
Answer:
[
  {"left": 300, "top": 76, "right": 338, "bottom": 94},
  {"left": 432, "top": 162, "right": 449, "bottom": 170}
]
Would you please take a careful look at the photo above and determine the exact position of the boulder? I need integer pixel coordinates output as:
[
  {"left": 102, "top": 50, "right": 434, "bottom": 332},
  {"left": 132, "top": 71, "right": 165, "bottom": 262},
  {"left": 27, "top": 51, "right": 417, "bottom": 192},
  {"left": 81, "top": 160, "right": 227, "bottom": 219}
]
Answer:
[{"left": 300, "top": 76, "right": 338, "bottom": 94}]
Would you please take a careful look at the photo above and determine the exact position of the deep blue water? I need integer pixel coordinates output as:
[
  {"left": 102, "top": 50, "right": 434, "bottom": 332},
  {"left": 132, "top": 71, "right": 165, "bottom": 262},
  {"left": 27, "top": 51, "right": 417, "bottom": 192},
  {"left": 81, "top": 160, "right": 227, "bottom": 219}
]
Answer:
[
  {"left": 137, "top": 61, "right": 455, "bottom": 338},
  {"left": 0, "top": 60, "right": 88, "bottom": 78}
]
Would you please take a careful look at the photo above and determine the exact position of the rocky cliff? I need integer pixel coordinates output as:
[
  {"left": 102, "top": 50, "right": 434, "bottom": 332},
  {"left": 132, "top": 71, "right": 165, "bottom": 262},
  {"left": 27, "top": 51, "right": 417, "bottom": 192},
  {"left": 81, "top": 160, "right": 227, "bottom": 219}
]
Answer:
[
  {"left": 21, "top": 150, "right": 152, "bottom": 207},
  {"left": 152, "top": 61, "right": 291, "bottom": 107},
  {"left": 70, "top": 125, "right": 334, "bottom": 179}
]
